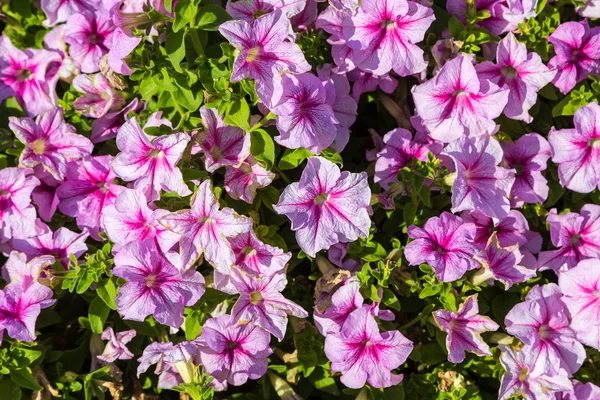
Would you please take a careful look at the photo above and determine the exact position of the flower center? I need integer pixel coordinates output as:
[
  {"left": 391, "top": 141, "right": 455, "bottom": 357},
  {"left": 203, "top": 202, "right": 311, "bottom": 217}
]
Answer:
[
  {"left": 588, "top": 138, "right": 600, "bottom": 148},
  {"left": 518, "top": 367, "right": 528, "bottom": 382},
  {"left": 253, "top": 9, "right": 268, "bottom": 18},
  {"left": 513, "top": 162, "right": 524, "bottom": 176},
  {"left": 16, "top": 68, "right": 32, "bottom": 82},
  {"left": 381, "top": 19, "right": 396, "bottom": 29},
  {"left": 246, "top": 47, "right": 260, "bottom": 62},
  {"left": 210, "top": 146, "right": 223, "bottom": 160},
  {"left": 501, "top": 65, "right": 519, "bottom": 80},
  {"left": 146, "top": 274, "right": 157, "bottom": 288},
  {"left": 227, "top": 341, "right": 239, "bottom": 350},
  {"left": 148, "top": 149, "right": 164, "bottom": 159},
  {"left": 97, "top": 181, "right": 110, "bottom": 193},
  {"left": 198, "top": 216, "right": 214, "bottom": 224},
  {"left": 89, "top": 32, "right": 100, "bottom": 45},
  {"left": 0, "top": 189, "right": 9, "bottom": 198},
  {"left": 250, "top": 291, "right": 263, "bottom": 304},
  {"left": 32, "top": 139, "right": 46, "bottom": 155},
  {"left": 434, "top": 243, "right": 447, "bottom": 255},
  {"left": 538, "top": 324, "right": 551, "bottom": 339},
  {"left": 242, "top": 246, "right": 256, "bottom": 256},
  {"left": 314, "top": 193, "right": 329, "bottom": 205},
  {"left": 570, "top": 233, "right": 581, "bottom": 247}
]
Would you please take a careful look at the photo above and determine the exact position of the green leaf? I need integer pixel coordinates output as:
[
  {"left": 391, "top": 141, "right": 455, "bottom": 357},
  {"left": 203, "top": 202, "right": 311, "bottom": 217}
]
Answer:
[
  {"left": 88, "top": 297, "right": 110, "bottom": 334},
  {"left": 173, "top": 0, "right": 197, "bottom": 33},
  {"left": 278, "top": 148, "right": 313, "bottom": 170},
  {"left": 166, "top": 29, "right": 187, "bottom": 72},
  {"left": 250, "top": 129, "right": 275, "bottom": 169},
  {"left": 224, "top": 97, "right": 250, "bottom": 130},
  {"left": 182, "top": 168, "right": 210, "bottom": 182},
  {"left": 196, "top": 5, "right": 231, "bottom": 31},
  {"left": 76, "top": 270, "right": 94, "bottom": 294},
  {"left": 448, "top": 16, "right": 465, "bottom": 37},
  {"left": 10, "top": 369, "right": 42, "bottom": 391},
  {"left": 295, "top": 325, "right": 327, "bottom": 377},
  {"left": 0, "top": 379, "right": 22, "bottom": 400},
  {"left": 552, "top": 83, "right": 594, "bottom": 117},
  {"left": 382, "top": 288, "right": 401, "bottom": 310},
  {"left": 419, "top": 283, "right": 441, "bottom": 299},
  {"left": 184, "top": 310, "right": 203, "bottom": 341},
  {"left": 96, "top": 278, "right": 117, "bottom": 311},
  {"left": 307, "top": 367, "right": 340, "bottom": 396}
]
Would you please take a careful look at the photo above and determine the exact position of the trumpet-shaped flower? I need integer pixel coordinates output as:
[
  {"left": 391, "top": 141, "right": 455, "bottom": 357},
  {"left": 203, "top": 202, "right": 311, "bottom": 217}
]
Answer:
[
  {"left": 112, "top": 118, "right": 191, "bottom": 201},
  {"left": 64, "top": 11, "right": 115, "bottom": 73},
  {"left": 549, "top": 102, "right": 600, "bottom": 193},
  {"left": 159, "top": 180, "right": 252, "bottom": 271},
  {"left": 412, "top": 56, "right": 509, "bottom": 143},
  {"left": 199, "top": 107, "right": 250, "bottom": 172},
  {"left": 473, "top": 240, "right": 536, "bottom": 290},
  {"left": 9, "top": 107, "right": 93, "bottom": 180},
  {"left": 505, "top": 284, "right": 586, "bottom": 377},
  {"left": 462, "top": 210, "right": 538, "bottom": 252},
  {"left": 0, "top": 168, "right": 40, "bottom": 242},
  {"left": 405, "top": 212, "right": 479, "bottom": 282},
  {"left": 476, "top": 33, "right": 555, "bottom": 122},
  {"left": 106, "top": 0, "right": 146, "bottom": 75},
  {"left": 324, "top": 306, "right": 413, "bottom": 389},
  {"left": 72, "top": 73, "right": 124, "bottom": 118},
  {"left": 137, "top": 340, "right": 197, "bottom": 377},
  {"left": 314, "top": 277, "right": 363, "bottom": 335},
  {"left": 229, "top": 229, "right": 291, "bottom": 277},
  {"left": 91, "top": 98, "right": 144, "bottom": 143},
  {"left": 200, "top": 314, "right": 272, "bottom": 386},
  {"left": 548, "top": 21, "right": 600, "bottom": 94},
  {"left": 226, "top": 0, "right": 306, "bottom": 22},
  {"left": 97, "top": 327, "right": 136, "bottom": 363},
  {"left": 57, "top": 155, "right": 125, "bottom": 240},
  {"left": 348, "top": 70, "right": 398, "bottom": 102},
  {"left": 31, "top": 166, "right": 60, "bottom": 223},
  {"left": 2, "top": 251, "right": 55, "bottom": 288},
  {"left": 218, "top": 9, "right": 311, "bottom": 106},
  {"left": 113, "top": 240, "right": 205, "bottom": 328},
  {"left": 273, "top": 157, "right": 371, "bottom": 257},
  {"left": 558, "top": 380, "right": 600, "bottom": 400},
  {"left": 224, "top": 157, "right": 275, "bottom": 204},
  {"left": 230, "top": 269, "right": 308, "bottom": 341},
  {"left": 41, "top": 0, "right": 100, "bottom": 26},
  {"left": 444, "top": 136, "right": 515, "bottom": 219},
  {"left": 433, "top": 295, "right": 499, "bottom": 363}
]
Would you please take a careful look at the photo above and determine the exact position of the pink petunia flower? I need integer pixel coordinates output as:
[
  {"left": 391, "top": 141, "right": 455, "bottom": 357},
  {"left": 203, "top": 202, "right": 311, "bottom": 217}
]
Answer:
[
  {"left": 538, "top": 205, "right": 600, "bottom": 273},
  {"left": 106, "top": 0, "right": 146, "bottom": 75},
  {"left": 91, "top": 97, "right": 144, "bottom": 143},
  {"left": 102, "top": 188, "right": 180, "bottom": 253},
  {"left": 230, "top": 269, "right": 308, "bottom": 341},
  {"left": 199, "top": 107, "right": 250, "bottom": 172},
  {"left": 548, "top": 21, "right": 600, "bottom": 94},
  {"left": 412, "top": 56, "right": 509, "bottom": 143},
  {"left": 433, "top": 295, "right": 499, "bottom": 363},
  {"left": 41, "top": 0, "right": 101, "bottom": 26},
  {"left": 229, "top": 229, "right": 291, "bottom": 277},
  {"left": 315, "top": 6, "right": 357, "bottom": 73},
  {"left": 218, "top": 9, "right": 311, "bottom": 106},
  {"left": 274, "top": 157, "right": 371, "bottom": 257},
  {"left": 0, "top": 168, "right": 40, "bottom": 242},
  {"left": 0, "top": 35, "right": 62, "bottom": 116},
  {"left": 324, "top": 306, "right": 413, "bottom": 389},
  {"left": 476, "top": 33, "right": 555, "bottom": 123},
  {"left": 348, "top": 70, "right": 398, "bottom": 102},
  {"left": 444, "top": 136, "right": 515, "bottom": 219},
  {"left": 159, "top": 180, "right": 252, "bottom": 271},
  {"left": 226, "top": 0, "right": 306, "bottom": 22},
  {"left": 405, "top": 212, "right": 479, "bottom": 282},
  {"left": 505, "top": 284, "right": 586, "bottom": 377},
  {"left": 446, "top": 0, "right": 535, "bottom": 36},
  {"left": 113, "top": 240, "right": 205, "bottom": 328},
  {"left": 31, "top": 165, "right": 60, "bottom": 222},
  {"left": 473, "top": 240, "right": 536, "bottom": 289},
  {"left": 224, "top": 156, "right": 275, "bottom": 204},
  {"left": 200, "top": 314, "right": 272, "bottom": 386},
  {"left": 9, "top": 107, "right": 93, "bottom": 180},
  {"left": 97, "top": 327, "right": 136, "bottom": 363},
  {"left": 501, "top": 133, "right": 551, "bottom": 206},
  {"left": 558, "top": 380, "right": 600, "bottom": 400},
  {"left": 2, "top": 251, "right": 55, "bottom": 288},
  {"left": 57, "top": 155, "right": 125, "bottom": 240},
  {"left": 314, "top": 276, "right": 363, "bottom": 335},
  {"left": 548, "top": 102, "right": 600, "bottom": 193},
  {"left": 498, "top": 345, "right": 573, "bottom": 400},
  {"left": 272, "top": 73, "right": 339, "bottom": 154},
  {"left": 558, "top": 259, "right": 600, "bottom": 351},
  {"left": 64, "top": 11, "right": 115, "bottom": 74},
  {"left": 112, "top": 118, "right": 191, "bottom": 201},
  {"left": 72, "top": 73, "right": 124, "bottom": 118},
  {"left": 137, "top": 340, "right": 197, "bottom": 383}
]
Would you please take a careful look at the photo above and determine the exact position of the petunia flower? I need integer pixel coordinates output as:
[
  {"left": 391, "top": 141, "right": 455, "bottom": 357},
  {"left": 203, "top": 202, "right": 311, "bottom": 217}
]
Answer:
[
  {"left": 342, "top": 0, "right": 434, "bottom": 77},
  {"left": 200, "top": 314, "right": 273, "bottom": 386},
  {"left": 230, "top": 269, "right": 308, "bottom": 341},
  {"left": 106, "top": 0, "right": 146, "bottom": 75},
  {"left": 433, "top": 295, "right": 499, "bottom": 363},
  {"left": 558, "top": 380, "right": 600, "bottom": 400},
  {"left": 91, "top": 98, "right": 144, "bottom": 143},
  {"left": 224, "top": 157, "right": 275, "bottom": 204},
  {"left": 113, "top": 240, "right": 205, "bottom": 328},
  {"left": 412, "top": 55, "right": 509, "bottom": 143},
  {"left": 444, "top": 135, "right": 515, "bottom": 219},
  {"left": 9, "top": 107, "right": 94, "bottom": 180},
  {"left": 137, "top": 340, "right": 197, "bottom": 383},
  {"left": 0, "top": 35, "right": 62, "bottom": 116},
  {"left": 324, "top": 306, "right": 413, "bottom": 389},
  {"left": 97, "top": 327, "right": 136, "bottom": 363},
  {"left": 31, "top": 166, "right": 60, "bottom": 223},
  {"left": 102, "top": 188, "right": 180, "bottom": 253},
  {"left": 64, "top": 11, "right": 115, "bottom": 73},
  {"left": 505, "top": 284, "right": 586, "bottom": 377},
  {"left": 498, "top": 345, "right": 573, "bottom": 400},
  {"left": 538, "top": 205, "right": 600, "bottom": 273},
  {"left": 405, "top": 212, "right": 479, "bottom": 282},
  {"left": 112, "top": 118, "right": 191, "bottom": 201},
  {"left": 72, "top": 73, "right": 124, "bottom": 118},
  {"left": 472, "top": 239, "right": 536, "bottom": 289},
  {"left": 229, "top": 229, "right": 291, "bottom": 277},
  {"left": 315, "top": 6, "right": 357, "bottom": 73},
  {"left": 226, "top": 0, "right": 306, "bottom": 22},
  {"left": 558, "top": 259, "right": 600, "bottom": 351},
  {"left": 548, "top": 21, "right": 600, "bottom": 94},
  {"left": 548, "top": 102, "right": 600, "bottom": 193},
  {"left": 446, "top": 0, "right": 535, "bottom": 36},
  {"left": 57, "top": 155, "right": 125, "bottom": 240},
  {"left": 198, "top": 107, "right": 250, "bottom": 172},
  {"left": 0, "top": 168, "right": 40, "bottom": 242},
  {"left": 272, "top": 72, "right": 339, "bottom": 154},
  {"left": 462, "top": 210, "right": 538, "bottom": 252},
  {"left": 501, "top": 133, "right": 551, "bottom": 206},
  {"left": 273, "top": 157, "right": 371, "bottom": 257},
  {"left": 2, "top": 251, "right": 55, "bottom": 288},
  {"left": 314, "top": 277, "right": 363, "bottom": 335},
  {"left": 218, "top": 9, "right": 311, "bottom": 106},
  {"left": 348, "top": 70, "right": 398, "bottom": 102},
  {"left": 577, "top": 0, "right": 600, "bottom": 18},
  {"left": 476, "top": 33, "right": 555, "bottom": 123},
  {"left": 41, "top": 0, "right": 100, "bottom": 26},
  {"left": 159, "top": 180, "right": 252, "bottom": 271}
]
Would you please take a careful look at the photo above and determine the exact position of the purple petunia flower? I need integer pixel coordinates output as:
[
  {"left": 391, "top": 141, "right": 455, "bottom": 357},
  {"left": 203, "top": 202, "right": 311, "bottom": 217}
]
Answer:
[
  {"left": 315, "top": 6, "right": 357, "bottom": 73},
  {"left": 444, "top": 136, "right": 515, "bottom": 219},
  {"left": 91, "top": 98, "right": 144, "bottom": 143},
  {"left": 57, "top": 155, "right": 125, "bottom": 240},
  {"left": 473, "top": 239, "right": 536, "bottom": 289},
  {"left": 230, "top": 269, "right": 308, "bottom": 341},
  {"left": 342, "top": 0, "right": 434, "bottom": 77},
  {"left": 41, "top": 0, "right": 101, "bottom": 26},
  {"left": 113, "top": 240, "right": 205, "bottom": 328},
  {"left": 549, "top": 102, "right": 600, "bottom": 193},
  {"left": 199, "top": 107, "right": 250, "bottom": 172},
  {"left": 200, "top": 314, "right": 272, "bottom": 386},
  {"left": 405, "top": 212, "right": 479, "bottom": 282},
  {"left": 9, "top": 107, "right": 94, "bottom": 180},
  {"left": 558, "top": 380, "right": 600, "bottom": 400},
  {"left": 412, "top": 56, "right": 509, "bottom": 143},
  {"left": 224, "top": 156, "right": 275, "bottom": 204},
  {"left": 476, "top": 33, "right": 555, "bottom": 123},
  {"left": 137, "top": 340, "right": 197, "bottom": 387},
  {"left": 72, "top": 73, "right": 124, "bottom": 118},
  {"left": 433, "top": 295, "right": 499, "bottom": 363},
  {"left": 106, "top": 0, "right": 146, "bottom": 76},
  {"left": 112, "top": 118, "right": 191, "bottom": 201},
  {"left": 64, "top": 11, "right": 115, "bottom": 74},
  {"left": 31, "top": 166, "right": 60, "bottom": 223},
  {"left": 226, "top": 0, "right": 306, "bottom": 22},
  {"left": 314, "top": 276, "right": 363, "bottom": 335},
  {"left": 348, "top": 70, "right": 398, "bottom": 102},
  {"left": 159, "top": 180, "right": 252, "bottom": 271},
  {"left": 97, "top": 327, "right": 136, "bottom": 363},
  {"left": 274, "top": 157, "right": 371, "bottom": 257},
  {"left": 2, "top": 251, "right": 55, "bottom": 288},
  {"left": 229, "top": 229, "right": 291, "bottom": 277},
  {"left": 218, "top": 9, "right": 311, "bottom": 107},
  {"left": 324, "top": 306, "right": 413, "bottom": 389},
  {"left": 548, "top": 21, "right": 600, "bottom": 94},
  {"left": 505, "top": 284, "right": 586, "bottom": 377},
  {"left": 0, "top": 168, "right": 40, "bottom": 242}
]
